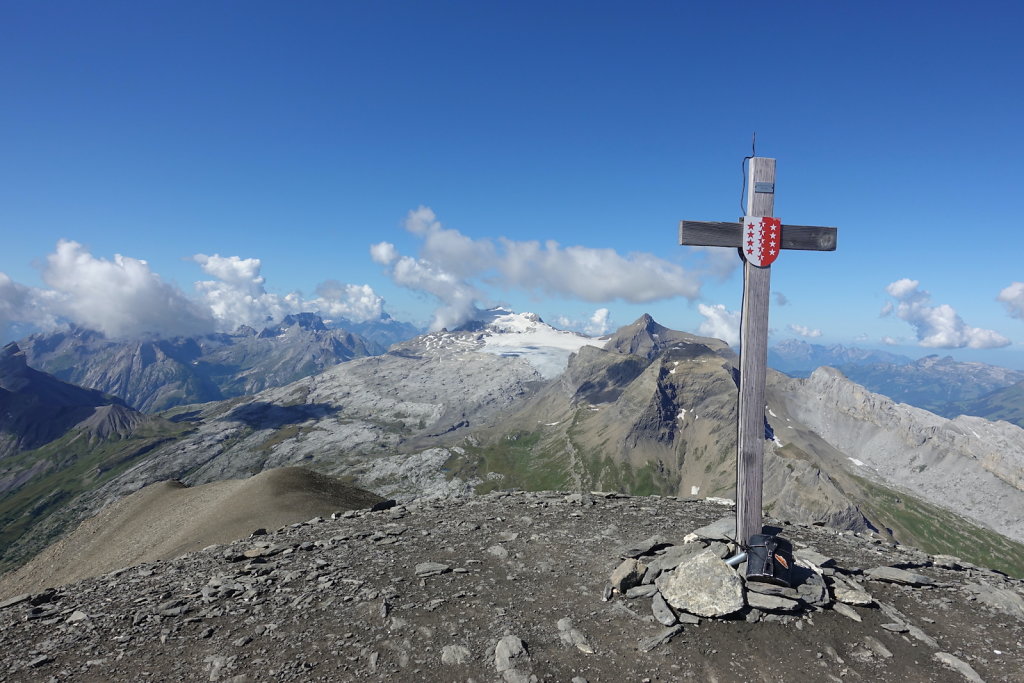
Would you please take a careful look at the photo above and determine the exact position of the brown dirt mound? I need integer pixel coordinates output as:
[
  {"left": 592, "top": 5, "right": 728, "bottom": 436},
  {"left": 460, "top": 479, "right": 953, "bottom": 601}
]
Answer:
[{"left": 0, "top": 467, "right": 384, "bottom": 597}]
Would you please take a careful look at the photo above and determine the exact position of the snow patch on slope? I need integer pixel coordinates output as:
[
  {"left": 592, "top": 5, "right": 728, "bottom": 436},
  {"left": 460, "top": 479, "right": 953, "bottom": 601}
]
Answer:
[{"left": 477, "top": 311, "right": 604, "bottom": 379}]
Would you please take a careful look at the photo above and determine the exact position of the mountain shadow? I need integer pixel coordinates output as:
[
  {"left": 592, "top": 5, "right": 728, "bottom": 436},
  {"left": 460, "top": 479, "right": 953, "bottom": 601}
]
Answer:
[{"left": 220, "top": 402, "right": 339, "bottom": 429}]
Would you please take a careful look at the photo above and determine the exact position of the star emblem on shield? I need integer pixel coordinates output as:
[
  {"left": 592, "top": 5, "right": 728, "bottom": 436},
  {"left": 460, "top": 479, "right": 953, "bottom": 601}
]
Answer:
[{"left": 742, "top": 216, "right": 782, "bottom": 267}]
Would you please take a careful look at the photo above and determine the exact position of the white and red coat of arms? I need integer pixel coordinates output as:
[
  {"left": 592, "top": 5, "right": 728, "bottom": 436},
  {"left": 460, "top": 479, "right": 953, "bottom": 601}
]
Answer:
[{"left": 743, "top": 216, "right": 782, "bottom": 267}]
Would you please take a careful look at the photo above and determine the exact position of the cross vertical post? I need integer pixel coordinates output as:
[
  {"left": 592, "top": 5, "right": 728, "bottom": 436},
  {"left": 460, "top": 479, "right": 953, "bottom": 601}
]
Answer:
[
  {"left": 736, "top": 157, "right": 775, "bottom": 546},
  {"left": 678, "top": 157, "right": 837, "bottom": 549}
]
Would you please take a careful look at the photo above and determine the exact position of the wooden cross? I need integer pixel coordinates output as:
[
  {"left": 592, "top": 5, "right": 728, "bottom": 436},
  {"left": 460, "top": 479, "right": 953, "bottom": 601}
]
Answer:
[{"left": 679, "top": 157, "right": 838, "bottom": 547}]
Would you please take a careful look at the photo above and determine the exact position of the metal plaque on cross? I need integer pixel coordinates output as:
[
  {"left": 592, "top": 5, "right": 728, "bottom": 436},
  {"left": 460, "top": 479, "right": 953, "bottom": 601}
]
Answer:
[{"left": 678, "top": 156, "right": 838, "bottom": 548}]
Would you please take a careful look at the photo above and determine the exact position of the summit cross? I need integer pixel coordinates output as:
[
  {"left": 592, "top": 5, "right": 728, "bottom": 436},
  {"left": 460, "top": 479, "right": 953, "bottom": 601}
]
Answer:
[{"left": 678, "top": 157, "right": 838, "bottom": 547}]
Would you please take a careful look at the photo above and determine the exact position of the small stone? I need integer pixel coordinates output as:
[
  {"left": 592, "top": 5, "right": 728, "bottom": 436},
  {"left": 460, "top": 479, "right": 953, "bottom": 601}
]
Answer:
[
  {"left": 798, "top": 573, "right": 831, "bottom": 610},
  {"left": 625, "top": 585, "right": 658, "bottom": 599},
  {"left": 557, "top": 620, "right": 595, "bottom": 654},
  {"left": 931, "top": 554, "right": 963, "bottom": 570},
  {"left": 934, "top": 652, "right": 984, "bottom": 682},
  {"left": 609, "top": 558, "right": 647, "bottom": 593},
  {"left": 494, "top": 634, "right": 529, "bottom": 672},
  {"left": 651, "top": 592, "right": 677, "bottom": 626},
  {"left": 66, "top": 610, "right": 89, "bottom": 623},
  {"left": 832, "top": 603, "right": 862, "bottom": 622},
  {"left": 488, "top": 545, "right": 510, "bottom": 560},
  {"left": 880, "top": 622, "right": 908, "bottom": 633},
  {"left": 675, "top": 611, "right": 700, "bottom": 625},
  {"left": 637, "top": 625, "right": 683, "bottom": 652},
  {"left": 441, "top": 645, "right": 472, "bottom": 665},
  {"left": 705, "top": 541, "right": 731, "bottom": 559},
  {"left": 28, "top": 655, "right": 53, "bottom": 668}
]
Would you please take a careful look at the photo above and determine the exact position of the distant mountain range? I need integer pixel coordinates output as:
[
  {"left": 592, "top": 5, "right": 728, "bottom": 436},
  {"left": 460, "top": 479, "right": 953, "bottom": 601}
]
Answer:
[
  {"left": 770, "top": 339, "right": 1024, "bottom": 424},
  {"left": 16, "top": 313, "right": 408, "bottom": 412},
  {"left": 4, "top": 313, "right": 1023, "bottom": 579},
  {"left": 768, "top": 339, "right": 912, "bottom": 376}
]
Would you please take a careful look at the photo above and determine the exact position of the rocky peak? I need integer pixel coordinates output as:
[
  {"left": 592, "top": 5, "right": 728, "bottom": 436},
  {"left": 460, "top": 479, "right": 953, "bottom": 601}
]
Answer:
[
  {"left": 0, "top": 342, "right": 31, "bottom": 391},
  {"left": 603, "top": 314, "right": 727, "bottom": 360},
  {"left": 258, "top": 313, "right": 328, "bottom": 337}
]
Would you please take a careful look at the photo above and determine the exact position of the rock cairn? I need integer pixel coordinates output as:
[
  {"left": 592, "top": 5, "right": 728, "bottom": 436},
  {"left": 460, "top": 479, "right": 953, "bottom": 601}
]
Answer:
[{"left": 604, "top": 510, "right": 1024, "bottom": 681}]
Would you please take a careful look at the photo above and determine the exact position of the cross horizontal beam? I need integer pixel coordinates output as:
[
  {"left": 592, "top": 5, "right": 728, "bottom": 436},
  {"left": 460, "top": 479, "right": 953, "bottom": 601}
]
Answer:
[{"left": 679, "top": 220, "right": 837, "bottom": 252}]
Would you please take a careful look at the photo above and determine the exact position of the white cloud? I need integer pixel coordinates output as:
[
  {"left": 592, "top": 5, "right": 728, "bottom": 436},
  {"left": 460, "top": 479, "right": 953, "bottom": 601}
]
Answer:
[
  {"left": 499, "top": 239, "right": 700, "bottom": 303},
  {"left": 2, "top": 242, "right": 388, "bottom": 340},
  {"left": 998, "top": 282, "right": 1024, "bottom": 319},
  {"left": 881, "top": 336, "right": 902, "bottom": 346},
  {"left": 773, "top": 291, "right": 789, "bottom": 306},
  {"left": 688, "top": 246, "right": 742, "bottom": 281},
  {"left": 882, "top": 278, "right": 1010, "bottom": 349},
  {"left": 42, "top": 240, "right": 214, "bottom": 338},
  {"left": 390, "top": 255, "right": 482, "bottom": 331},
  {"left": 193, "top": 253, "right": 294, "bottom": 330},
  {"left": 370, "top": 241, "right": 398, "bottom": 266},
  {"left": 788, "top": 323, "right": 822, "bottom": 338},
  {"left": 309, "top": 281, "right": 384, "bottom": 322},
  {"left": 698, "top": 303, "right": 740, "bottom": 346},
  {"left": 404, "top": 206, "right": 496, "bottom": 278},
  {"left": 0, "top": 272, "right": 54, "bottom": 339},
  {"left": 191, "top": 253, "right": 386, "bottom": 329},
  {"left": 375, "top": 207, "right": 703, "bottom": 331},
  {"left": 587, "top": 308, "right": 612, "bottom": 336},
  {"left": 552, "top": 308, "right": 614, "bottom": 336}
]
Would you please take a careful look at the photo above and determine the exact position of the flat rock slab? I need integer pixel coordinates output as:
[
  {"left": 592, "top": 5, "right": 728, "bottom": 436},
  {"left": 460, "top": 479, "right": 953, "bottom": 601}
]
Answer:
[
  {"left": 638, "top": 625, "right": 683, "bottom": 652},
  {"left": 832, "top": 602, "right": 862, "bottom": 622},
  {"left": 656, "top": 550, "right": 744, "bottom": 618},
  {"left": 964, "top": 583, "right": 1024, "bottom": 621},
  {"left": 0, "top": 594, "right": 30, "bottom": 610},
  {"left": 794, "top": 548, "right": 835, "bottom": 568},
  {"left": 934, "top": 652, "right": 984, "bottom": 682},
  {"left": 866, "top": 566, "right": 937, "bottom": 586},
  {"left": 441, "top": 645, "right": 472, "bottom": 665},
  {"left": 618, "top": 535, "right": 670, "bottom": 559},
  {"left": 746, "top": 592, "right": 801, "bottom": 612},
  {"left": 833, "top": 585, "right": 874, "bottom": 606},
  {"left": 688, "top": 517, "right": 737, "bottom": 542},
  {"left": 415, "top": 562, "right": 451, "bottom": 577}
]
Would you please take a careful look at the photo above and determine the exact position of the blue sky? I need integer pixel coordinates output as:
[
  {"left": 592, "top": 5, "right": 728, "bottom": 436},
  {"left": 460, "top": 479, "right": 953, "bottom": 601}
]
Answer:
[{"left": 2, "top": 2, "right": 1024, "bottom": 367}]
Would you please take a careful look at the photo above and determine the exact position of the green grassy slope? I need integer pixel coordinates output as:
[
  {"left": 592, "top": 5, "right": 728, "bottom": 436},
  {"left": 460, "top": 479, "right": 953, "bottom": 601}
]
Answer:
[{"left": 0, "top": 420, "right": 192, "bottom": 572}]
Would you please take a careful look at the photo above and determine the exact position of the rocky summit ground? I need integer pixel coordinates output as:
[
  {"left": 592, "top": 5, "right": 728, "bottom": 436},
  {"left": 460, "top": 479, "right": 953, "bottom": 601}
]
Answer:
[{"left": 1, "top": 490, "right": 1023, "bottom": 682}]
